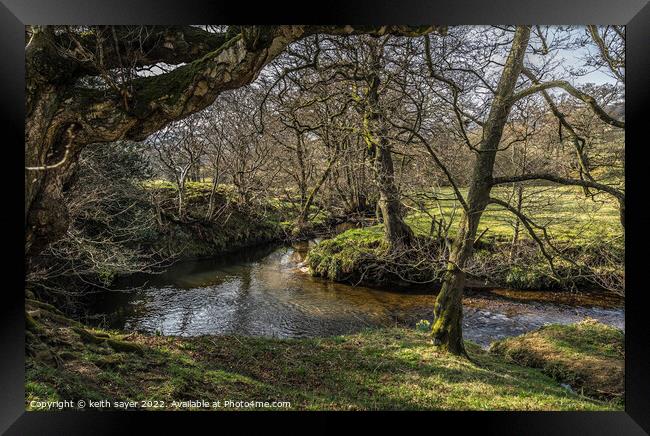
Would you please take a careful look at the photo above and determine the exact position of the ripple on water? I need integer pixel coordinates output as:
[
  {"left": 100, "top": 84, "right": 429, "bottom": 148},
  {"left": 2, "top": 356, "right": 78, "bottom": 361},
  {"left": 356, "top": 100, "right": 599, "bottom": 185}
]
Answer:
[{"left": 90, "top": 243, "right": 624, "bottom": 346}]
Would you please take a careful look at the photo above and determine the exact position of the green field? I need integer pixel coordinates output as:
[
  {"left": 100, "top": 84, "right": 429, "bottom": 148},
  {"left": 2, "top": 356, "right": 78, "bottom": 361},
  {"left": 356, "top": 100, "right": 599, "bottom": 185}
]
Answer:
[
  {"left": 144, "top": 181, "right": 623, "bottom": 245},
  {"left": 405, "top": 185, "right": 622, "bottom": 244}
]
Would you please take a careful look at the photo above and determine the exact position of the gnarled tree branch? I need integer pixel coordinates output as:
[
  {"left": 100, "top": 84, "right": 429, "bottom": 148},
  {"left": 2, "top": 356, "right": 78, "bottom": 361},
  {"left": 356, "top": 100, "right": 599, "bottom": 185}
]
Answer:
[{"left": 510, "top": 71, "right": 624, "bottom": 129}]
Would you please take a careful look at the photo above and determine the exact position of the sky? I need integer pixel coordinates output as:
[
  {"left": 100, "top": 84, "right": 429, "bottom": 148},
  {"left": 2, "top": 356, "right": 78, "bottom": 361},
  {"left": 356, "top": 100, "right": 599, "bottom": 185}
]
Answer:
[
  {"left": 558, "top": 46, "right": 619, "bottom": 86},
  {"left": 546, "top": 26, "right": 622, "bottom": 86}
]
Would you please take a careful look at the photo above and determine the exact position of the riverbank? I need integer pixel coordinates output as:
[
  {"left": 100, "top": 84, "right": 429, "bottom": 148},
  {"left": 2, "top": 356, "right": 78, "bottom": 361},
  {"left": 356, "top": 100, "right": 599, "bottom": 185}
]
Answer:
[
  {"left": 26, "top": 298, "right": 622, "bottom": 411},
  {"left": 28, "top": 180, "right": 333, "bottom": 302},
  {"left": 490, "top": 319, "right": 624, "bottom": 401},
  {"left": 143, "top": 181, "right": 287, "bottom": 260},
  {"left": 306, "top": 226, "right": 623, "bottom": 294}
]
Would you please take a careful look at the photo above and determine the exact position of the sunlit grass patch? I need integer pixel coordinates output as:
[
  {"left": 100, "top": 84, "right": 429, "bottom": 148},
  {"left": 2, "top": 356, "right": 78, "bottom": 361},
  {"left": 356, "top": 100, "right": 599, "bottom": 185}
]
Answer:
[
  {"left": 306, "top": 227, "right": 387, "bottom": 281},
  {"left": 405, "top": 185, "right": 622, "bottom": 244},
  {"left": 489, "top": 319, "right": 624, "bottom": 403}
]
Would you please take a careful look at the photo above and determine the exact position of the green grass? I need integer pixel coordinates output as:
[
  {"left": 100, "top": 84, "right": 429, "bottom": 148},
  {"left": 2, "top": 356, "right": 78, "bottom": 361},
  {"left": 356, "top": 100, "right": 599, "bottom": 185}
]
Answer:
[
  {"left": 307, "top": 227, "right": 386, "bottom": 280},
  {"left": 26, "top": 300, "right": 620, "bottom": 411},
  {"left": 306, "top": 227, "right": 445, "bottom": 286},
  {"left": 490, "top": 319, "right": 624, "bottom": 403},
  {"left": 141, "top": 181, "right": 623, "bottom": 246},
  {"left": 405, "top": 185, "right": 622, "bottom": 244},
  {"left": 308, "top": 185, "right": 623, "bottom": 291}
]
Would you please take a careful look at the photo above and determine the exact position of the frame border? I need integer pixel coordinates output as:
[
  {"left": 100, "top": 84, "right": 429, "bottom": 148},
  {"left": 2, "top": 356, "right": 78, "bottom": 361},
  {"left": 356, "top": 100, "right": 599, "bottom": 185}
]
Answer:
[{"left": 3, "top": 1, "right": 649, "bottom": 433}]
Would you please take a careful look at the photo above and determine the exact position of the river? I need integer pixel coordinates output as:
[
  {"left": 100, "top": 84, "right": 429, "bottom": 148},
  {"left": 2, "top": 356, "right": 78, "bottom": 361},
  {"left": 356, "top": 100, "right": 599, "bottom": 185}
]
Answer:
[{"left": 87, "top": 240, "right": 624, "bottom": 348}]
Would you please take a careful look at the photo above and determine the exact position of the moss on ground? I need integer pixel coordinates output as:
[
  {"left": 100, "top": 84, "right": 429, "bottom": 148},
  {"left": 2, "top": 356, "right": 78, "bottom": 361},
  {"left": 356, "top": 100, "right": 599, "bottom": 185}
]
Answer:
[
  {"left": 307, "top": 221, "right": 622, "bottom": 292},
  {"left": 489, "top": 319, "right": 624, "bottom": 403},
  {"left": 26, "top": 299, "right": 620, "bottom": 411},
  {"left": 307, "top": 227, "right": 385, "bottom": 280},
  {"left": 306, "top": 227, "right": 448, "bottom": 286}
]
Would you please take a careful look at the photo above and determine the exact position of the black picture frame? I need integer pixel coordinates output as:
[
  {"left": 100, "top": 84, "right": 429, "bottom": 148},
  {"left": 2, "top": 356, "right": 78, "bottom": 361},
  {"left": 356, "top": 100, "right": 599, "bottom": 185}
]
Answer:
[{"left": 2, "top": 0, "right": 649, "bottom": 433}]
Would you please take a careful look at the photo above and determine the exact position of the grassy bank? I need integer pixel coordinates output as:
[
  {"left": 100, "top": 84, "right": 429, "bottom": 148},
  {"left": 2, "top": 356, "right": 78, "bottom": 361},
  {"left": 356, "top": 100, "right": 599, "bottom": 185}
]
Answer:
[
  {"left": 305, "top": 226, "right": 608, "bottom": 290},
  {"left": 307, "top": 185, "right": 623, "bottom": 292},
  {"left": 490, "top": 319, "right": 624, "bottom": 402},
  {"left": 143, "top": 181, "right": 285, "bottom": 259},
  {"left": 26, "top": 299, "right": 620, "bottom": 411},
  {"left": 306, "top": 227, "right": 448, "bottom": 286}
]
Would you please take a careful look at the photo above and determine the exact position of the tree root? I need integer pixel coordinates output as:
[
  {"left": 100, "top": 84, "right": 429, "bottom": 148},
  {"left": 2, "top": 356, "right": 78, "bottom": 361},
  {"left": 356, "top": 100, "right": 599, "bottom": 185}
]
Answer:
[
  {"left": 106, "top": 338, "right": 144, "bottom": 355},
  {"left": 73, "top": 326, "right": 144, "bottom": 354}
]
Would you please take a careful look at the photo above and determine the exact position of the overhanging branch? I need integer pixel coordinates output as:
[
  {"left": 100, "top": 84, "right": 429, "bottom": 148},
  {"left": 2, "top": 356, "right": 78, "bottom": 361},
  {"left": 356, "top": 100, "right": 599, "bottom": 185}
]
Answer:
[
  {"left": 510, "top": 70, "right": 624, "bottom": 129},
  {"left": 491, "top": 172, "right": 624, "bottom": 202}
]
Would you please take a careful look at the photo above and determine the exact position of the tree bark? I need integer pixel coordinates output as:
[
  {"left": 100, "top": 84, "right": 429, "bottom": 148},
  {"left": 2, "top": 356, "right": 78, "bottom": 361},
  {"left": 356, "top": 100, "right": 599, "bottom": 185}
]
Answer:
[
  {"left": 431, "top": 26, "right": 532, "bottom": 355},
  {"left": 364, "top": 42, "right": 413, "bottom": 251},
  {"left": 373, "top": 141, "right": 413, "bottom": 250}
]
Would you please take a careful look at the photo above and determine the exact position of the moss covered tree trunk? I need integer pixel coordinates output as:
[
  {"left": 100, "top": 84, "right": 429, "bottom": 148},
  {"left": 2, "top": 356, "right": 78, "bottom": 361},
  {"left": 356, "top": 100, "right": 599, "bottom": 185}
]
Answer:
[
  {"left": 25, "top": 27, "right": 81, "bottom": 256},
  {"left": 373, "top": 139, "right": 413, "bottom": 250},
  {"left": 431, "top": 26, "right": 531, "bottom": 355},
  {"left": 363, "top": 41, "right": 413, "bottom": 251}
]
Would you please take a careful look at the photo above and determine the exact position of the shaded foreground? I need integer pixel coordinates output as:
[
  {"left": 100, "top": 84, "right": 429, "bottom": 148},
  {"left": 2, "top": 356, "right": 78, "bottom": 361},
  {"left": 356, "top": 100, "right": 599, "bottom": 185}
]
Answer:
[{"left": 26, "top": 299, "right": 622, "bottom": 411}]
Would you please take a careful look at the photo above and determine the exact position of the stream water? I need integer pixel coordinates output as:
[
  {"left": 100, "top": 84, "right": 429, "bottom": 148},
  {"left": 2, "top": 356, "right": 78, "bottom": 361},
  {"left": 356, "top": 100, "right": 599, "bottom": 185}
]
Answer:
[{"left": 87, "top": 240, "right": 624, "bottom": 348}]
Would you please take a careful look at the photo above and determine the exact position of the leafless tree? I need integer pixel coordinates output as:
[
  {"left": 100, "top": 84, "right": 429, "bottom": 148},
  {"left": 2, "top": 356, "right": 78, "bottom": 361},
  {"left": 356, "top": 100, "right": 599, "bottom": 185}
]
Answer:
[{"left": 149, "top": 114, "right": 207, "bottom": 219}]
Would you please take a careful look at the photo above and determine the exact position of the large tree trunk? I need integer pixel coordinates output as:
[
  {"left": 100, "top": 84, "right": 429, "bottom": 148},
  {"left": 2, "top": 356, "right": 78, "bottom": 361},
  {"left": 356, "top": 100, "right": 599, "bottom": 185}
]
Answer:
[
  {"left": 374, "top": 142, "right": 413, "bottom": 249},
  {"left": 364, "top": 43, "right": 413, "bottom": 251},
  {"left": 431, "top": 213, "right": 479, "bottom": 354},
  {"left": 431, "top": 26, "right": 531, "bottom": 355},
  {"left": 25, "top": 27, "right": 81, "bottom": 256}
]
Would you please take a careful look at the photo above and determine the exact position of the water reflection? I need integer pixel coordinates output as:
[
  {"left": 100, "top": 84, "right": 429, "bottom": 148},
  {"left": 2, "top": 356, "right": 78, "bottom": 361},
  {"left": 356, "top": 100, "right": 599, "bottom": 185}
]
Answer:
[{"left": 89, "top": 241, "right": 624, "bottom": 347}]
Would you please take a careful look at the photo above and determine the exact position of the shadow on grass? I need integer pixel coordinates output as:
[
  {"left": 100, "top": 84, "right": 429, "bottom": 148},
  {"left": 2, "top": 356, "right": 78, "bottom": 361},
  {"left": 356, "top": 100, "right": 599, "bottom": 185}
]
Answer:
[{"left": 25, "top": 301, "right": 619, "bottom": 411}]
